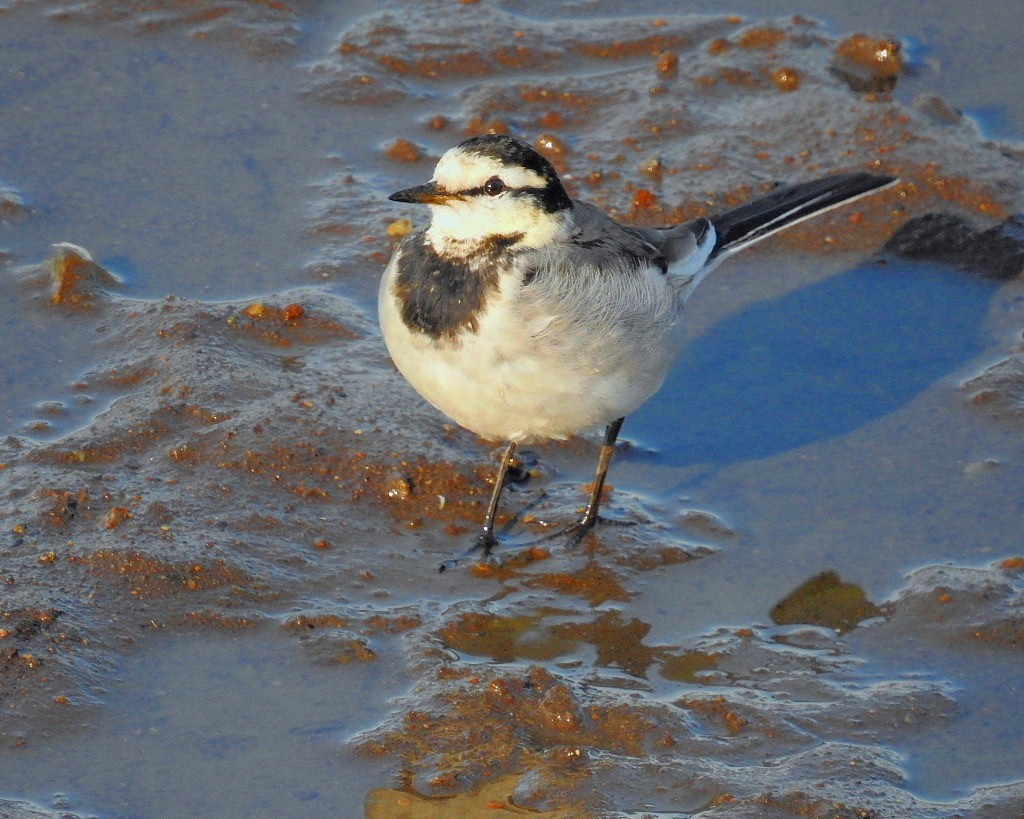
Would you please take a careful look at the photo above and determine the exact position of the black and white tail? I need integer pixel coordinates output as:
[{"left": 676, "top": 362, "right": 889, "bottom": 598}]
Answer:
[
  {"left": 710, "top": 172, "right": 897, "bottom": 260},
  {"left": 658, "top": 172, "right": 895, "bottom": 301}
]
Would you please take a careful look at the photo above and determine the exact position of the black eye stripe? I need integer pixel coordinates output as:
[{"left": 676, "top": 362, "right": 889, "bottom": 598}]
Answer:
[
  {"left": 458, "top": 185, "right": 545, "bottom": 198},
  {"left": 452, "top": 184, "right": 570, "bottom": 214}
]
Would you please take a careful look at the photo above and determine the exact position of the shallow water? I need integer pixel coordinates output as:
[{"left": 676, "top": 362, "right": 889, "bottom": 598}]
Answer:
[
  {"left": 2, "top": 0, "right": 1024, "bottom": 816},
  {"left": 628, "top": 259, "right": 996, "bottom": 464},
  {"left": 2, "top": 629, "right": 402, "bottom": 818},
  {"left": 852, "top": 628, "right": 1024, "bottom": 800}
]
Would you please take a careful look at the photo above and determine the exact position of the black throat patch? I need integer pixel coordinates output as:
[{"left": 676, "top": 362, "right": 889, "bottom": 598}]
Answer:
[{"left": 392, "top": 233, "right": 521, "bottom": 342}]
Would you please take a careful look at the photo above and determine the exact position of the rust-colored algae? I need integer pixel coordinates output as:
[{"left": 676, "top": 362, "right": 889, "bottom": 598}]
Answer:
[
  {"left": 229, "top": 300, "right": 358, "bottom": 346},
  {"left": 366, "top": 774, "right": 582, "bottom": 818},
  {"left": 178, "top": 611, "right": 257, "bottom": 629},
  {"left": 553, "top": 610, "right": 662, "bottom": 677},
  {"left": 343, "top": 40, "right": 560, "bottom": 79},
  {"left": 832, "top": 33, "right": 903, "bottom": 92},
  {"left": 707, "top": 37, "right": 731, "bottom": 56},
  {"left": 523, "top": 563, "right": 631, "bottom": 606},
  {"left": 103, "top": 506, "right": 132, "bottom": 529},
  {"left": 517, "top": 85, "right": 601, "bottom": 112},
  {"left": 221, "top": 441, "right": 491, "bottom": 530},
  {"left": 678, "top": 694, "right": 750, "bottom": 735},
  {"left": 770, "top": 66, "right": 801, "bottom": 92},
  {"left": 362, "top": 612, "right": 423, "bottom": 634},
  {"left": 735, "top": 27, "right": 786, "bottom": 50},
  {"left": 613, "top": 545, "right": 694, "bottom": 571},
  {"left": 38, "top": 488, "right": 88, "bottom": 527},
  {"left": 576, "top": 32, "right": 692, "bottom": 60},
  {"left": 383, "top": 137, "right": 424, "bottom": 162},
  {"left": 439, "top": 612, "right": 550, "bottom": 663},
  {"left": 537, "top": 109, "right": 565, "bottom": 129},
  {"left": 463, "top": 115, "right": 510, "bottom": 136},
  {"left": 884, "top": 160, "right": 1009, "bottom": 220},
  {"left": 0, "top": 606, "right": 99, "bottom": 723},
  {"left": 358, "top": 665, "right": 659, "bottom": 796},
  {"left": 658, "top": 649, "right": 725, "bottom": 684},
  {"left": 534, "top": 132, "right": 570, "bottom": 171},
  {"left": 69, "top": 550, "right": 253, "bottom": 599},
  {"left": 46, "top": 244, "right": 119, "bottom": 309},
  {"left": 655, "top": 50, "right": 678, "bottom": 76},
  {"left": 631, "top": 188, "right": 658, "bottom": 211},
  {"left": 0, "top": 185, "right": 29, "bottom": 218},
  {"left": 330, "top": 638, "right": 377, "bottom": 664}
]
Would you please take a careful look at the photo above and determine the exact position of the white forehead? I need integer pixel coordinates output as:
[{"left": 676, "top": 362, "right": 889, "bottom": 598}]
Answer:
[{"left": 433, "top": 145, "right": 548, "bottom": 192}]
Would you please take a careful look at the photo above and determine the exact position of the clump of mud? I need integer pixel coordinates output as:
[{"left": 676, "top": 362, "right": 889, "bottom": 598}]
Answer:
[{"left": 357, "top": 561, "right": 1024, "bottom": 816}]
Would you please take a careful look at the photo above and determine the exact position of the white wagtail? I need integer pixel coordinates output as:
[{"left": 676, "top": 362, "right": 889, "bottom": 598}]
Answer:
[{"left": 379, "top": 134, "right": 895, "bottom": 567}]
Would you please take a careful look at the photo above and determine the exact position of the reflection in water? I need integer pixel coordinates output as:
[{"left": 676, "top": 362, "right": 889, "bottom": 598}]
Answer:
[{"left": 630, "top": 260, "right": 994, "bottom": 464}]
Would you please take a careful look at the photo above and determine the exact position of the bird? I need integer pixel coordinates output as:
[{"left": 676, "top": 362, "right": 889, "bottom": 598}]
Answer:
[{"left": 378, "top": 134, "right": 895, "bottom": 568}]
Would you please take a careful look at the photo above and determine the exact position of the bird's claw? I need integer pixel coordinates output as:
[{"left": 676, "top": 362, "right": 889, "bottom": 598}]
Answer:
[
  {"left": 438, "top": 531, "right": 498, "bottom": 573},
  {"left": 440, "top": 514, "right": 638, "bottom": 571},
  {"left": 533, "top": 513, "right": 636, "bottom": 549}
]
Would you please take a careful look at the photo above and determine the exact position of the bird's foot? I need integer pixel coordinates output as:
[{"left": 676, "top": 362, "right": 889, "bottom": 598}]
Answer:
[
  {"left": 535, "top": 513, "right": 637, "bottom": 550},
  {"left": 439, "top": 512, "right": 638, "bottom": 572},
  {"left": 438, "top": 530, "right": 498, "bottom": 573},
  {"left": 546, "top": 519, "right": 597, "bottom": 551}
]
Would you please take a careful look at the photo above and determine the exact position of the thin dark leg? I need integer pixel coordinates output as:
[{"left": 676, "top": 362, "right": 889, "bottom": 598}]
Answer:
[
  {"left": 546, "top": 416, "right": 625, "bottom": 550},
  {"left": 439, "top": 440, "right": 516, "bottom": 572},
  {"left": 579, "top": 417, "right": 624, "bottom": 529},
  {"left": 441, "top": 421, "right": 626, "bottom": 569},
  {"left": 478, "top": 440, "right": 517, "bottom": 551}
]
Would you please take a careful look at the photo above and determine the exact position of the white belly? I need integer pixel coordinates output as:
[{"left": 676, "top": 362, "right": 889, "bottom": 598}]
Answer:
[{"left": 378, "top": 254, "right": 682, "bottom": 443}]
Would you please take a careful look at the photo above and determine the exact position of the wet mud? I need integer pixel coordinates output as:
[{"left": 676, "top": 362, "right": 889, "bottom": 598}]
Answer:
[{"left": 2, "top": 1, "right": 1024, "bottom": 817}]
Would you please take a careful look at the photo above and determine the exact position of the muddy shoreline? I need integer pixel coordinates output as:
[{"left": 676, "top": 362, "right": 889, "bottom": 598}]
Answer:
[{"left": 2, "top": 2, "right": 1024, "bottom": 816}]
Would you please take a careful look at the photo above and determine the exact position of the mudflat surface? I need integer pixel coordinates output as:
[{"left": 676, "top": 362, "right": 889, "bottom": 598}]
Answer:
[{"left": 1, "top": 1, "right": 1023, "bottom": 817}]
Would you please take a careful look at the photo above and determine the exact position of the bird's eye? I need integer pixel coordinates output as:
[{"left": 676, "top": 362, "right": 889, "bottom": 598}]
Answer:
[{"left": 483, "top": 177, "right": 506, "bottom": 196}]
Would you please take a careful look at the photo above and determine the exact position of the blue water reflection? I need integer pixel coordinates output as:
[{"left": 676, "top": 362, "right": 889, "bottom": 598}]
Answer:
[{"left": 627, "top": 259, "right": 995, "bottom": 464}]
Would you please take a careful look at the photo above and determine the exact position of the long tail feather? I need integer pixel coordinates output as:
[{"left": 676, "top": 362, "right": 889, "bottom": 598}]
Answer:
[{"left": 710, "top": 173, "right": 897, "bottom": 259}]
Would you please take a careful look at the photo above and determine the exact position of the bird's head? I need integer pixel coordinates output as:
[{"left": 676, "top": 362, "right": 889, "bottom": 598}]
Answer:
[{"left": 390, "top": 135, "right": 573, "bottom": 250}]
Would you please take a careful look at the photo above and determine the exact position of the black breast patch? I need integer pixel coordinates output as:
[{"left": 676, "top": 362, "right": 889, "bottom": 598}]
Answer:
[{"left": 392, "top": 233, "right": 519, "bottom": 342}]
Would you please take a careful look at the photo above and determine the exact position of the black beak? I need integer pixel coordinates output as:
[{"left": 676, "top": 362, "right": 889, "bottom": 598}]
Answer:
[{"left": 389, "top": 181, "right": 461, "bottom": 205}]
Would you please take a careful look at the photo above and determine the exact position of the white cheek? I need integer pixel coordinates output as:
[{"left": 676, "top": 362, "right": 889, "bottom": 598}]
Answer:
[
  {"left": 427, "top": 202, "right": 499, "bottom": 242},
  {"left": 425, "top": 196, "right": 570, "bottom": 249}
]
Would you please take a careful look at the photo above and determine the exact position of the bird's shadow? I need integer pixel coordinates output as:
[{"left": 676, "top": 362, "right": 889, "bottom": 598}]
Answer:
[{"left": 625, "top": 257, "right": 996, "bottom": 467}]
